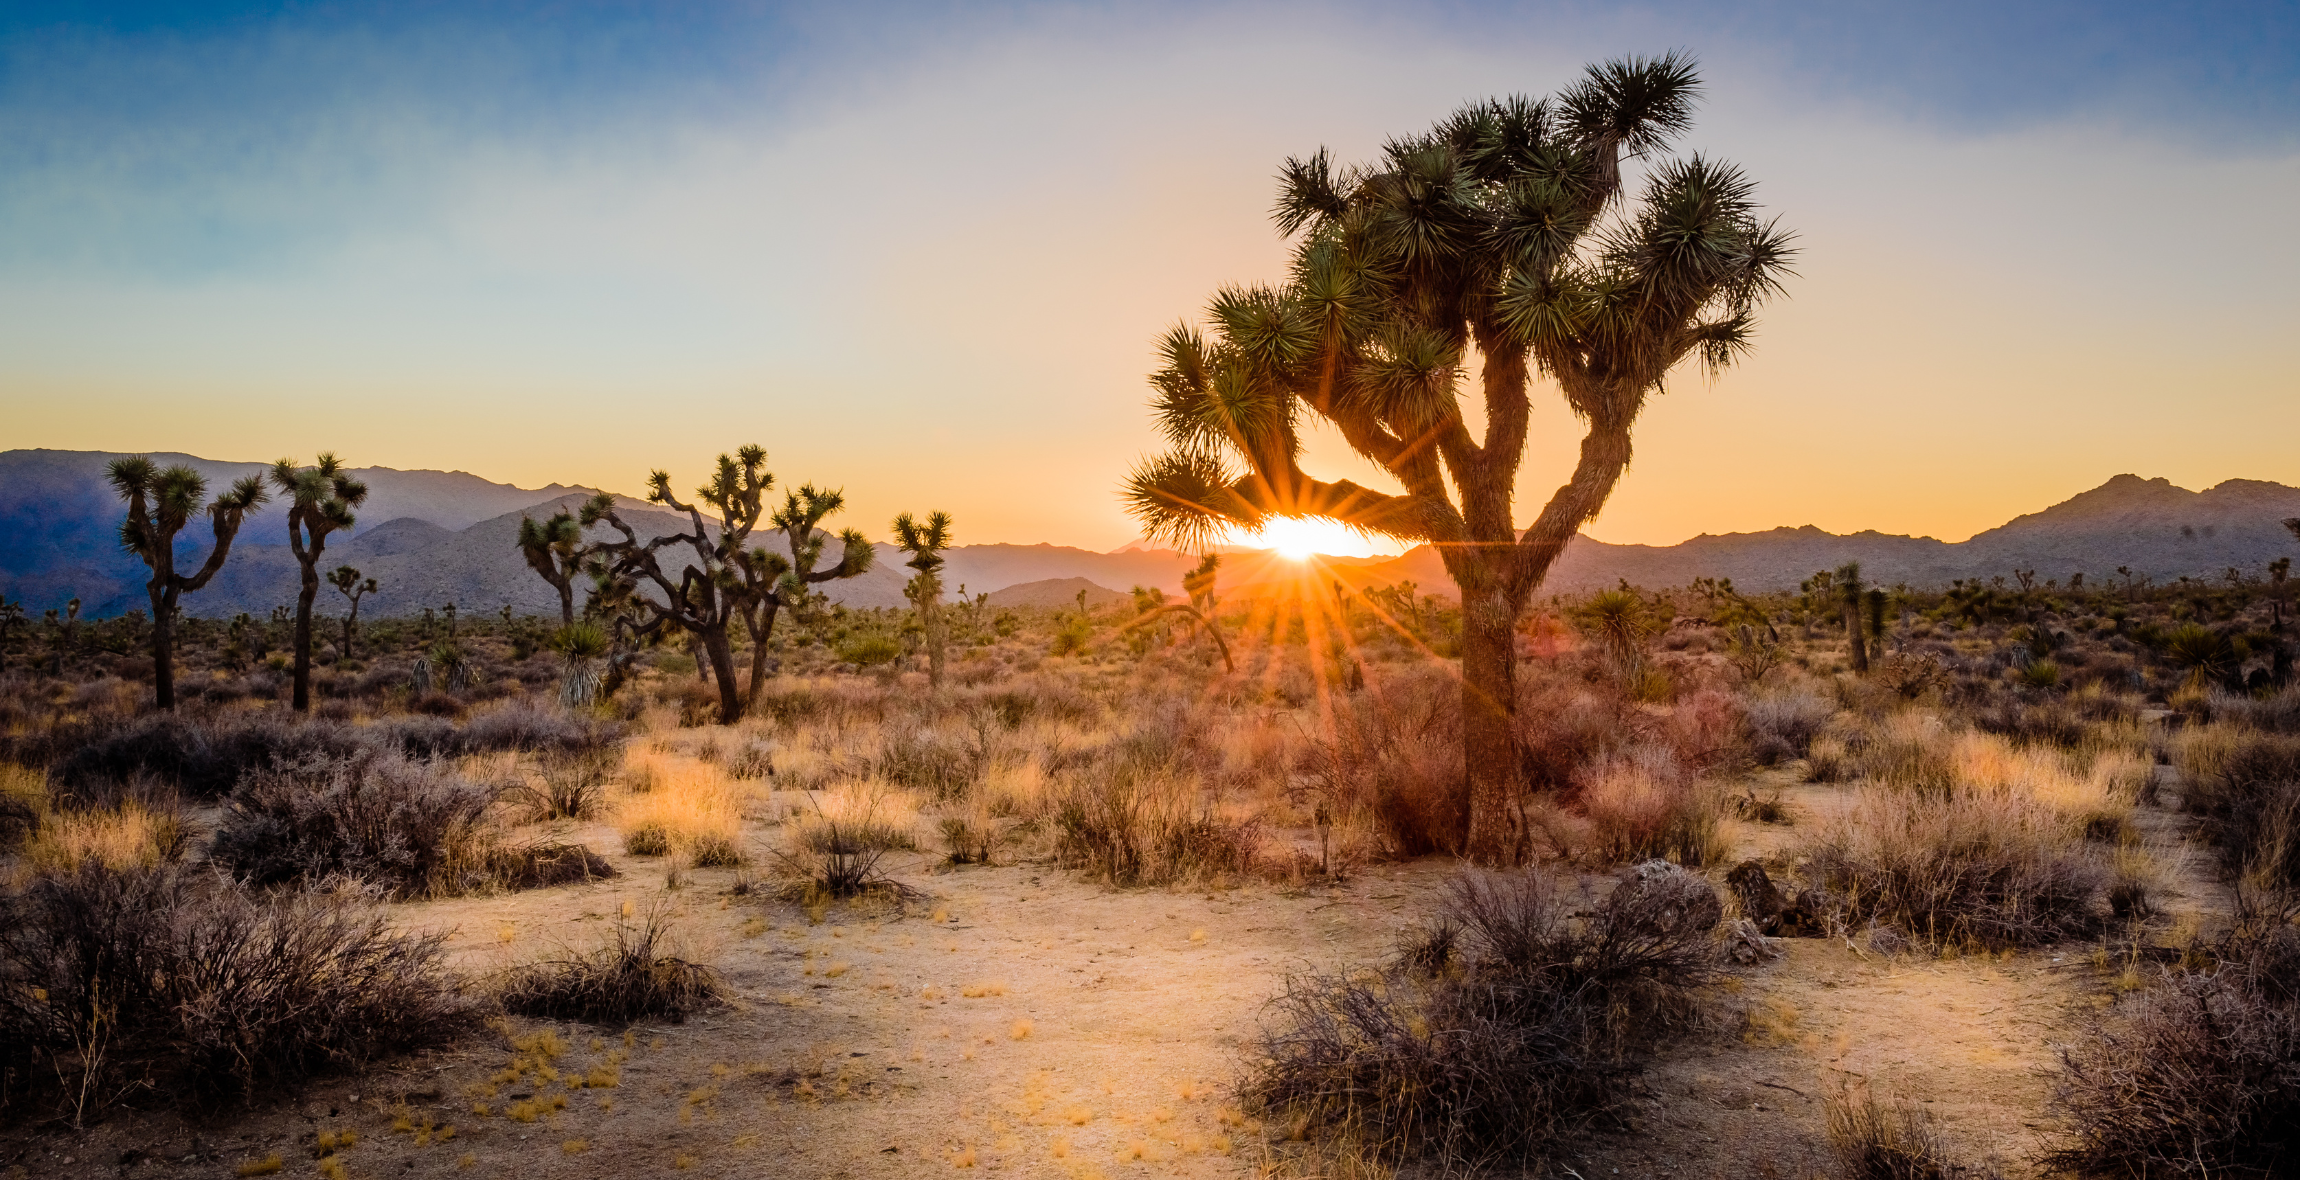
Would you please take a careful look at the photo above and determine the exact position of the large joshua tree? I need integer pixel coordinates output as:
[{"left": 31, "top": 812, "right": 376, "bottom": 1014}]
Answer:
[
  {"left": 106, "top": 458, "right": 270, "bottom": 709},
  {"left": 585, "top": 447, "right": 873, "bottom": 724},
  {"left": 892, "top": 510, "right": 954, "bottom": 687},
  {"left": 1121, "top": 54, "right": 1795, "bottom": 860},
  {"left": 271, "top": 454, "right": 370, "bottom": 712}
]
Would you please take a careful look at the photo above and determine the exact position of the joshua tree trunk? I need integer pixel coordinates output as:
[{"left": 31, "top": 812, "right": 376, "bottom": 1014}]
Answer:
[
  {"left": 701, "top": 626, "right": 741, "bottom": 723},
  {"left": 921, "top": 593, "right": 947, "bottom": 688},
  {"left": 742, "top": 601, "right": 779, "bottom": 709},
  {"left": 1843, "top": 600, "right": 1869, "bottom": 673},
  {"left": 1458, "top": 580, "right": 1520, "bottom": 860},
  {"left": 292, "top": 561, "right": 322, "bottom": 710},
  {"left": 150, "top": 595, "right": 177, "bottom": 710}
]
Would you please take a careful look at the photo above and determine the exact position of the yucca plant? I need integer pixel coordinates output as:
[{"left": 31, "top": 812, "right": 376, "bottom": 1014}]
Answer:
[
  {"left": 270, "top": 454, "right": 370, "bottom": 711},
  {"left": 106, "top": 457, "right": 270, "bottom": 709},
  {"left": 552, "top": 621, "right": 610, "bottom": 707},
  {"left": 1120, "top": 55, "right": 1794, "bottom": 859}
]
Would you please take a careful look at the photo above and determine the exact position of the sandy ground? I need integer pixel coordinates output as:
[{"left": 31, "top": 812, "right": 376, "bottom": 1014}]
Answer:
[{"left": 2, "top": 771, "right": 2225, "bottom": 1180}]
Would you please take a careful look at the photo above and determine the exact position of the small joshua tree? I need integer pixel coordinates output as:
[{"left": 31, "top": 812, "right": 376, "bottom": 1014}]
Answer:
[
  {"left": 0, "top": 597, "right": 24, "bottom": 673},
  {"left": 270, "top": 454, "right": 370, "bottom": 711},
  {"left": 892, "top": 510, "right": 954, "bottom": 687},
  {"left": 1121, "top": 551, "right": 1234, "bottom": 671},
  {"left": 106, "top": 457, "right": 270, "bottom": 709},
  {"left": 519, "top": 500, "right": 611, "bottom": 626},
  {"left": 1835, "top": 561, "right": 1869, "bottom": 674},
  {"left": 739, "top": 484, "right": 874, "bottom": 704},
  {"left": 328, "top": 565, "right": 376, "bottom": 662}
]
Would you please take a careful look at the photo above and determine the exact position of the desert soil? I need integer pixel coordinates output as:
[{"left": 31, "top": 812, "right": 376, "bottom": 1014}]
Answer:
[{"left": 3, "top": 772, "right": 2224, "bottom": 1180}]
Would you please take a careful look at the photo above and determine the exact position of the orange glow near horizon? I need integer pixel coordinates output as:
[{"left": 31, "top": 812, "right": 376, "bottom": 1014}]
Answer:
[{"left": 1228, "top": 518, "right": 1402, "bottom": 561}]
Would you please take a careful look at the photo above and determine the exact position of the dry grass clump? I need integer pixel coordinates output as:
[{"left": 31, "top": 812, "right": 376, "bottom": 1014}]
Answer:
[
  {"left": 774, "top": 780, "right": 921, "bottom": 897},
  {"left": 1802, "top": 784, "right": 2112, "bottom": 949},
  {"left": 617, "top": 751, "right": 743, "bottom": 864},
  {"left": 0, "top": 863, "right": 472, "bottom": 1119},
  {"left": 497, "top": 907, "right": 722, "bottom": 1026},
  {"left": 2175, "top": 725, "right": 2300, "bottom": 888},
  {"left": 1051, "top": 767, "right": 1259, "bottom": 886},
  {"left": 21, "top": 796, "right": 187, "bottom": 876},
  {"left": 1246, "top": 862, "right": 1720, "bottom": 1170},
  {"left": 1825, "top": 1089, "right": 1984, "bottom": 1180},
  {"left": 2046, "top": 901, "right": 2300, "bottom": 1177},
  {"left": 1573, "top": 746, "right": 1729, "bottom": 867}
]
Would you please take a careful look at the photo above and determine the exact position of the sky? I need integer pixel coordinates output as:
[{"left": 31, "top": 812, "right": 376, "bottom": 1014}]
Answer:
[{"left": 1, "top": 1, "right": 2295, "bottom": 557}]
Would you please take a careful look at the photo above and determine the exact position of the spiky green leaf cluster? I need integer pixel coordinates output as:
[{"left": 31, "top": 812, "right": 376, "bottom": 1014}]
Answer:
[{"left": 1123, "top": 52, "right": 1795, "bottom": 552}]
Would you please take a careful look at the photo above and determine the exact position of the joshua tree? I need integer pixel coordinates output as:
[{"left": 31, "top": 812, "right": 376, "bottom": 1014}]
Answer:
[
  {"left": 328, "top": 565, "right": 377, "bottom": 662},
  {"left": 106, "top": 457, "right": 270, "bottom": 709},
  {"left": 1836, "top": 561, "right": 1870, "bottom": 674},
  {"left": 892, "top": 510, "right": 954, "bottom": 687},
  {"left": 733, "top": 484, "right": 875, "bottom": 705},
  {"left": 0, "top": 596, "right": 22, "bottom": 671},
  {"left": 519, "top": 500, "right": 611, "bottom": 625},
  {"left": 1123, "top": 551, "right": 1235, "bottom": 671},
  {"left": 270, "top": 454, "right": 370, "bottom": 711},
  {"left": 585, "top": 446, "right": 774, "bottom": 725},
  {"left": 1121, "top": 54, "right": 1793, "bottom": 859}
]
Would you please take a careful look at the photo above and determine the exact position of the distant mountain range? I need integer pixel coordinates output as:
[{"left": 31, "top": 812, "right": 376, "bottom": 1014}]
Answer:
[{"left": 4, "top": 449, "right": 2296, "bottom": 617}]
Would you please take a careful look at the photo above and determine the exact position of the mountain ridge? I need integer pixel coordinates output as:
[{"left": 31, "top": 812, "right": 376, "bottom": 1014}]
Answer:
[{"left": 6, "top": 450, "right": 2298, "bottom": 616}]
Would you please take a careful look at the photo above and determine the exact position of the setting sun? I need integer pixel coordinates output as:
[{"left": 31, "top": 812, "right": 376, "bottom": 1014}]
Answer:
[{"left": 1232, "top": 518, "right": 1400, "bottom": 561}]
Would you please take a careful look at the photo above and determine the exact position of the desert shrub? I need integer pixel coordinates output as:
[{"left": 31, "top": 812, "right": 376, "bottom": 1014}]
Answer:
[
  {"left": 1744, "top": 689, "right": 1833, "bottom": 765},
  {"left": 1245, "top": 862, "right": 1719, "bottom": 1169},
  {"left": 47, "top": 712, "right": 366, "bottom": 800},
  {"left": 1051, "top": 768, "right": 1258, "bottom": 886},
  {"left": 1802, "top": 785, "right": 2110, "bottom": 949},
  {"left": 0, "top": 765, "right": 39, "bottom": 852},
  {"left": 723, "top": 740, "right": 774, "bottom": 781},
  {"left": 974, "top": 677, "right": 1098, "bottom": 727},
  {"left": 872, "top": 726, "right": 977, "bottom": 800},
  {"left": 497, "top": 909, "right": 720, "bottom": 1026},
  {"left": 1973, "top": 698, "right": 2090, "bottom": 748},
  {"left": 1364, "top": 733, "right": 1464, "bottom": 858},
  {"left": 2179, "top": 727, "right": 2300, "bottom": 887},
  {"left": 506, "top": 750, "right": 616, "bottom": 821},
  {"left": 0, "top": 864, "right": 472, "bottom": 1118},
  {"left": 456, "top": 699, "right": 622, "bottom": 756},
  {"left": 1575, "top": 747, "right": 1728, "bottom": 867},
  {"left": 1516, "top": 680, "right": 1628, "bottom": 792},
  {"left": 486, "top": 841, "right": 616, "bottom": 890},
  {"left": 2047, "top": 913, "right": 2300, "bottom": 1177},
  {"left": 941, "top": 816, "right": 994, "bottom": 864},
  {"left": 2213, "top": 684, "right": 2300, "bottom": 734},
  {"left": 773, "top": 782, "right": 918, "bottom": 896},
  {"left": 1807, "top": 734, "right": 1854, "bottom": 782},
  {"left": 210, "top": 749, "right": 493, "bottom": 898},
  {"left": 1858, "top": 713, "right": 1959, "bottom": 796},
  {"left": 833, "top": 630, "right": 904, "bottom": 668}
]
